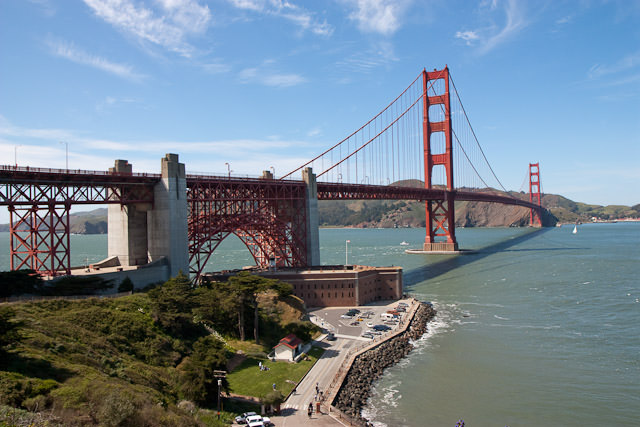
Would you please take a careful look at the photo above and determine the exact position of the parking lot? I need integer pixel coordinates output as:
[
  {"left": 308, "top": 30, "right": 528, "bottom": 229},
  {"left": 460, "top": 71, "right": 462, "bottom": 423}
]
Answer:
[{"left": 308, "top": 298, "right": 412, "bottom": 341}]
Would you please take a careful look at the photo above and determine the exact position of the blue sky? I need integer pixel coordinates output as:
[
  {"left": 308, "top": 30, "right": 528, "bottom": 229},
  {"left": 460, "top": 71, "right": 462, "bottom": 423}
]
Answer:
[{"left": 1, "top": 0, "right": 639, "bottom": 225}]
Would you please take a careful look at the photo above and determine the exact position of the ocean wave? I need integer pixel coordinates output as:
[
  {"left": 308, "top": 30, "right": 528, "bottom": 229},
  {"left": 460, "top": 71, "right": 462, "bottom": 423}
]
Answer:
[{"left": 493, "top": 314, "right": 510, "bottom": 321}]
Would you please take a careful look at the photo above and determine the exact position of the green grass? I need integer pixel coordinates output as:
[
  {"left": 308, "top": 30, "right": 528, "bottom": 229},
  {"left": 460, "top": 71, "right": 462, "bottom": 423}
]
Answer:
[{"left": 227, "top": 346, "right": 324, "bottom": 398}]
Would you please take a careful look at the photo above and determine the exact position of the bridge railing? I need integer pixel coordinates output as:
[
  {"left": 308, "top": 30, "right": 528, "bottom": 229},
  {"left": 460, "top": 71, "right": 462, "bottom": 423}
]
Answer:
[{"left": 0, "top": 164, "right": 160, "bottom": 178}]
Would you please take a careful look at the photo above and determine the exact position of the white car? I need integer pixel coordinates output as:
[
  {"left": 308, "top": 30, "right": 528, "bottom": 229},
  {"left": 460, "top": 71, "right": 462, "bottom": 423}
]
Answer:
[
  {"left": 235, "top": 412, "right": 258, "bottom": 424},
  {"left": 246, "top": 415, "right": 264, "bottom": 427},
  {"left": 366, "top": 322, "right": 374, "bottom": 328}
]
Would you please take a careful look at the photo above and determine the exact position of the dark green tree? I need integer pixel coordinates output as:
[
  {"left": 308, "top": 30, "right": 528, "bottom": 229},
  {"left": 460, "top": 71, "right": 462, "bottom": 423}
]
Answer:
[
  {"left": 117, "top": 277, "right": 134, "bottom": 293},
  {"left": 224, "top": 272, "right": 292, "bottom": 344},
  {"left": 0, "top": 306, "right": 22, "bottom": 360},
  {"left": 178, "top": 336, "right": 227, "bottom": 404},
  {"left": 148, "top": 272, "right": 200, "bottom": 338}
]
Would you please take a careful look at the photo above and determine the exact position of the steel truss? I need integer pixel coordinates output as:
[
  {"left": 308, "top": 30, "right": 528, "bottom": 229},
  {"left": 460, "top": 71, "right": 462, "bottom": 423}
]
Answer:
[
  {"left": 187, "top": 177, "right": 308, "bottom": 281},
  {"left": 0, "top": 166, "right": 157, "bottom": 276}
]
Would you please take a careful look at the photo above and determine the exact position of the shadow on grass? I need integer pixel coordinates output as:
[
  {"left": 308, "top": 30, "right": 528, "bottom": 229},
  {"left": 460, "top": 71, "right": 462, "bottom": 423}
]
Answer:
[
  {"left": 2, "top": 352, "right": 74, "bottom": 382},
  {"left": 404, "top": 228, "right": 579, "bottom": 287}
]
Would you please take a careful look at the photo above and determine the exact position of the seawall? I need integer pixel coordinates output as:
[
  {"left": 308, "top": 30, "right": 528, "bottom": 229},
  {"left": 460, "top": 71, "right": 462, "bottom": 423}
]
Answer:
[{"left": 332, "top": 302, "right": 437, "bottom": 424}]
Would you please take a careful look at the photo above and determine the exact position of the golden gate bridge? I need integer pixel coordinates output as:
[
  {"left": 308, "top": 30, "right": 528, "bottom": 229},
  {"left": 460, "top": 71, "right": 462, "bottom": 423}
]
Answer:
[{"left": 0, "top": 67, "right": 544, "bottom": 283}]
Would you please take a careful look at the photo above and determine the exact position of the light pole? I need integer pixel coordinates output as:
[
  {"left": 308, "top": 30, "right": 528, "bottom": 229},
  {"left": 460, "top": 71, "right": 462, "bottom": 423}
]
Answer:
[
  {"left": 217, "top": 378, "right": 222, "bottom": 419},
  {"left": 14, "top": 145, "right": 21, "bottom": 166},
  {"left": 224, "top": 162, "right": 231, "bottom": 178},
  {"left": 270, "top": 166, "right": 275, "bottom": 178},
  {"left": 345, "top": 240, "right": 350, "bottom": 265},
  {"left": 59, "top": 141, "right": 68, "bottom": 169}
]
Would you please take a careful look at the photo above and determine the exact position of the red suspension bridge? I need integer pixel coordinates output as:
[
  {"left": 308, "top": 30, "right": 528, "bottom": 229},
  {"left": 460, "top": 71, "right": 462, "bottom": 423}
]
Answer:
[{"left": 0, "top": 67, "right": 545, "bottom": 283}]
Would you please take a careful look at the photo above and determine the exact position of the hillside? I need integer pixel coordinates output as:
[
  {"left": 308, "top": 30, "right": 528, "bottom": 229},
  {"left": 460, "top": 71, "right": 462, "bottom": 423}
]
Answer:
[
  {"left": 318, "top": 187, "right": 639, "bottom": 228},
  {"left": 0, "top": 273, "right": 316, "bottom": 426},
  {"left": 2, "top": 194, "right": 637, "bottom": 233},
  {"left": 0, "top": 208, "right": 108, "bottom": 234}
]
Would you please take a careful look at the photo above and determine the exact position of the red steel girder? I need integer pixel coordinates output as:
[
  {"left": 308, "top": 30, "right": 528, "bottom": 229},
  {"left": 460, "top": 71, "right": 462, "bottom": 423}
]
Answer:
[{"left": 186, "top": 176, "right": 308, "bottom": 281}]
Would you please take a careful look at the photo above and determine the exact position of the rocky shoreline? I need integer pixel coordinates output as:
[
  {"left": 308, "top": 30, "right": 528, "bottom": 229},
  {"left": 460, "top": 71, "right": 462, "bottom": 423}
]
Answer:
[{"left": 333, "top": 302, "right": 437, "bottom": 424}]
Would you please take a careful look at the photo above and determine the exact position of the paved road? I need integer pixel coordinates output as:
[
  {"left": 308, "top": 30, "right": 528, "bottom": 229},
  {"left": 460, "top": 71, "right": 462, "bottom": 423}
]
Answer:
[{"left": 267, "top": 299, "right": 412, "bottom": 426}]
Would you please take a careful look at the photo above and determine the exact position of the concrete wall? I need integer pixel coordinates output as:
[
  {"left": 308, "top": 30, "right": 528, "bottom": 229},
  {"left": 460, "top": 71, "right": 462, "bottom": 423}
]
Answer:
[
  {"left": 106, "top": 154, "right": 189, "bottom": 286},
  {"left": 147, "top": 154, "right": 189, "bottom": 278},
  {"left": 302, "top": 168, "right": 321, "bottom": 266},
  {"left": 107, "top": 160, "right": 151, "bottom": 266}
]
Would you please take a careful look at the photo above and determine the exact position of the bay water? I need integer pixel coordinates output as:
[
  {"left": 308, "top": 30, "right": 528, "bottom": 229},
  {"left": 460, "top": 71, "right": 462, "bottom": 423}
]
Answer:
[{"left": 1, "top": 223, "right": 638, "bottom": 426}]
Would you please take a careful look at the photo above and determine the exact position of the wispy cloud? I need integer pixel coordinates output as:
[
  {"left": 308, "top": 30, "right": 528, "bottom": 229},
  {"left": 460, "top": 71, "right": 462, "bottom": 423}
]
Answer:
[
  {"left": 82, "top": 0, "right": 212, "bottom": 57},
  {"left": 238, "top": 61, "right": 306, "bottom": 87},
  {"left": 588, "top": 51, "right": 640, "bottom": 79},
  {"left": 334, "top": 41, "right": 397, "bottom": 75},
  {"left": 455, "top": 30, "right": 479, "bottom": 46},
  {"left": 227, "top": 0, "right": 333, "bottom": 36},
  {"left": 46, "top": 38, "right": 146, "bottom": 81},
  {"left": 343, "top": 0, "right": 412, "bottom": 36},
  {"left": 456, "top": 0, "right": 528, "bottom": 55}
]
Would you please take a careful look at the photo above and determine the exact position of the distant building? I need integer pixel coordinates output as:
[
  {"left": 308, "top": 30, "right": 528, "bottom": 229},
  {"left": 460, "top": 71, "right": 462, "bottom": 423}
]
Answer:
[
  {"left": 205, "top": 265, "right": 403, "bottom": 308},
  {"left": 273, "top": 334, "right": 303, "bottom": 362}
]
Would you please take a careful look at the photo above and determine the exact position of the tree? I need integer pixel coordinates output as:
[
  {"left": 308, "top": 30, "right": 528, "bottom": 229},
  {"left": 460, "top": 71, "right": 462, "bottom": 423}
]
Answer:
[
  {"left": 0, "top": 306, "right": 22, "bottom": 360},
  {"left": 178, "top": 336, "right": 227, "bottom": 405},
  {"left": 148, "top": 272, "right": 200, "bottom": 337},
  {"left": 224, "top": 272, "right": 292, "bottom": 344},
  {"left": 117, "top": 277, "right": 134, "bottom": 293}
]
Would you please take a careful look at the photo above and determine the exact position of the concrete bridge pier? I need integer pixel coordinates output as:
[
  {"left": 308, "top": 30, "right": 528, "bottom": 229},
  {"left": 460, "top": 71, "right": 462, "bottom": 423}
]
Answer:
[
  {"left": 107, "top": 154, "right": 189, "bottom": 282},
  {"left": 303, "top": 167, "right": 320, "bottom": 266}
]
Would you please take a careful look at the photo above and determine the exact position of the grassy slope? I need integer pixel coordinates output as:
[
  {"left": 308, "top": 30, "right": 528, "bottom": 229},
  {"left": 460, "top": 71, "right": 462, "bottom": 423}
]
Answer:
[{"left": 1, "top": 290, "right": 314, "bottom": 426}]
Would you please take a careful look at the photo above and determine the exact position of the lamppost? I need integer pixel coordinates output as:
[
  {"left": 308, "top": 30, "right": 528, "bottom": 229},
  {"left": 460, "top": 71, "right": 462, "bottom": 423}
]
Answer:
[
  {"left": 59, "top": 141, "right": 68, "bottom": 169},
  {"left": 224, "top": 162, "right": 231, "bottom": 179},
  {"left": 14, "top": 145, "right": 21, "bottom": 166},
  {"left": 217, "top": 378, "right": 222, "bottom": 419},
  {"left": 345, "top": 240, "right": 350, "bottom": 265},
  {"left": 270, "top": 166, "right": 275, "bottom": 178}
]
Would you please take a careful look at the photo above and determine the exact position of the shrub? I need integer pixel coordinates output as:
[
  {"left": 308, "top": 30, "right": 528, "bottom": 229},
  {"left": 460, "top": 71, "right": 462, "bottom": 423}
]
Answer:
[{"left": 118, "top": 277, "right": 134, "bottom": 293}]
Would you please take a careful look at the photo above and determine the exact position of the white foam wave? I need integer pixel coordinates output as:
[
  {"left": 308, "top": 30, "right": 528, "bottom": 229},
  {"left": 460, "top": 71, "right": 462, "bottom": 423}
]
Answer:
[{"left": 494, "top": 314, "right": 510, "bottom": 320}]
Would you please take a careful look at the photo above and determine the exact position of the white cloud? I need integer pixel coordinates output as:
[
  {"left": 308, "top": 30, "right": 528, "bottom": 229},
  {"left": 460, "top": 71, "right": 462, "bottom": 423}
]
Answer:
[
  {"left": 455, "top": 30, "right": 479, "bottom": 46},
  {"left": 335, "top": 41, "right": 397, "bottom": 74},
  {"left": 588, "top": 51, "right": 640, "bottom": 79},
  {"left": 227, "top": 0, "right": 333, "bottom": 36},
  {"left": 82, "top": 0, "right": 212, "bottom": 57},
  {"left": 238, "top": 62, "right": 306, "bottom": 87},
  {"left": 344, "top": 0, "right": 412, "bottom": 36},
  {"left": 46, "top": 38, "right": 146, "bottom": 81},
  {"left": 456, "top": 0, "right": 528, "bottom": 55}
]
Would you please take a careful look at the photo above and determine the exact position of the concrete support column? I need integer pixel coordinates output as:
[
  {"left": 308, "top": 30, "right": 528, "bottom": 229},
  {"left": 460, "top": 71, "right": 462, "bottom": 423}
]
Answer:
[
  {"left": 302, "top": 167, "right": 320, "bottom": 266},
  {"left": 107, "top": 160, "right": 150, "bottom": 266},
  {"left": 147, "top": 154, "right": 189, "bottom": 278}
]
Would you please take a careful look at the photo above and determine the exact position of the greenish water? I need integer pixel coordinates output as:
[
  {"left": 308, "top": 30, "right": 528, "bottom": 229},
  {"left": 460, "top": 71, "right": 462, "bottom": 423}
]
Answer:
[{"left": 1, "top": 224, "right": 639, "bottom": 426}]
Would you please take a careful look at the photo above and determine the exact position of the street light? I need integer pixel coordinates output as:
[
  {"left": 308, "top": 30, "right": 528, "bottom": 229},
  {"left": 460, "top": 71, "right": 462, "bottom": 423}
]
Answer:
[
  {"left": 217, "top": 378, "right": 222, "bottom": 419},
  {"left": 270, "top": 166, "right": 275, "bottom": 178},
  {"left": 345, "top": 240, "right": 350, "bottom": 266},
  {"left": 224, "top": 162, "right": 231, "bottom": 178},
  {"left": 59, "top": 141, "right": 68, "bottom": 169},
  {"left": 14, "top": 145, "right": 21, "bottom": 166}
]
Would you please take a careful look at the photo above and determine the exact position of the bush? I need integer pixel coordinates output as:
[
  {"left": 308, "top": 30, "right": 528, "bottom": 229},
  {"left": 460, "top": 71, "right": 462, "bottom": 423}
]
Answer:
[
  {"left": 118, "top": 277, "right": 134, "bottom": 293},
  {"left": 0, "top": 270, "right": 43, "bottom": 297}
]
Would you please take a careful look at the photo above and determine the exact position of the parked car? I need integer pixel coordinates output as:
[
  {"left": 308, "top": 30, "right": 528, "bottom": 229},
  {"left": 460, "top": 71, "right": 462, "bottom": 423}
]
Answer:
[
  {"left": 367, "top": 329, "right": 382, "bottom": 335},
  {"left": 373, "top": 324, "right": 391, "bottom": 332},
  {"left": 349, "top": 321, "right": 360, "bottom": 326},
  {"left": 235, "top": 412, "right": 258, "bottom": 424},
  {"left": 361, "top": 332, "right": 374, "bottom": 339},
  {"left": 340, "top": 314, "right": 353, "bottom": 319},
  {"left": 246, "top": 415, "right": 265, "bottom": 427},
  {"left": 327, "top": 332, "right": 336, "bottom": 341},
  {"left": 262, "top": 417, "right": 273, "bottom": 427},
  {"left": 366, "top": 322, "right": 374, "bottom": 328},
  {"left": 398, "top": 302, "right": 408, "bottom": 307}
]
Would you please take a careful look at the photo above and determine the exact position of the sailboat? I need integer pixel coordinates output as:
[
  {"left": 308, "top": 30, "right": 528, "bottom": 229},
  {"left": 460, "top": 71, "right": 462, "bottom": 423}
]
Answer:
[
  {"left": 400, "top": 241, "right": 410, "bottom": 246},
  {"left": 572, "top": 224, "right": 578, "bottom": 234}
]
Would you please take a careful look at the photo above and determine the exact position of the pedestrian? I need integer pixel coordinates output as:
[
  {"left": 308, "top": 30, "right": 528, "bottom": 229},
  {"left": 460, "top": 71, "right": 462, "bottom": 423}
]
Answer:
[
  {"left": 272, "top": 383, "right": 276, "bottom": 390},
  {"left": 308, "top": 402, "right": 313, "bottom": 417}
]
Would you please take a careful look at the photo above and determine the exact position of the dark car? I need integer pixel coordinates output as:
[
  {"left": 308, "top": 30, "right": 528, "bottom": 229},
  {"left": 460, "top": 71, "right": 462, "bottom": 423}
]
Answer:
[
  {"left": 327, "top": 332, "right": 336, "bottom": 340},
  {"left": 373, "top": 324, "right": 391, "bottom": 331}
]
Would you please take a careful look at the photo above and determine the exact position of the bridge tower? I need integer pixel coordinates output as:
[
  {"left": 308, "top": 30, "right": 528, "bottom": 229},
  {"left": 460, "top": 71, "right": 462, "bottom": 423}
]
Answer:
[
  {"left": 422, "top": 66, "right": 458, "bottom": 251},
  {"left": 529, "top": 163, "right": 542, "bottom": 227}
]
